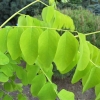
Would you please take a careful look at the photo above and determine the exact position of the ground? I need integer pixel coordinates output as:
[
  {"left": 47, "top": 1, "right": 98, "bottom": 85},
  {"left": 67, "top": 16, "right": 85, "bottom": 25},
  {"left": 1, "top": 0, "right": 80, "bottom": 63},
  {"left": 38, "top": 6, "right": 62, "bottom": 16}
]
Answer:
[
  {"left": 14, "top": 77, "right": 95, "bottom": 100},
  {"left": 0, "top": 76, "right": 95, "bottom": 100}
]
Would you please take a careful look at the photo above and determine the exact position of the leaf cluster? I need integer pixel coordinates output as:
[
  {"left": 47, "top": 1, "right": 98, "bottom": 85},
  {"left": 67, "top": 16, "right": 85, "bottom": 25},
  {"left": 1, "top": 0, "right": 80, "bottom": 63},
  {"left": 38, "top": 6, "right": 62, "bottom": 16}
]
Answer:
[{"left": 0, "top": 4, "right": 100, "bottom": 100}]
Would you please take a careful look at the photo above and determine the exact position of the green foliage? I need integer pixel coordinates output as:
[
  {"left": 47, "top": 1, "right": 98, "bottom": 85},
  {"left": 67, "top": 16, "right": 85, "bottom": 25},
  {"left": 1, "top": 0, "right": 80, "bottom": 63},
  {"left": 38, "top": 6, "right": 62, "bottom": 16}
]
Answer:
[
  {"left": 0, "top": 1, "right": 100, "bottom": 100},
  {"left": 61, "top": 8, "right": 100, "bottom": 47}
]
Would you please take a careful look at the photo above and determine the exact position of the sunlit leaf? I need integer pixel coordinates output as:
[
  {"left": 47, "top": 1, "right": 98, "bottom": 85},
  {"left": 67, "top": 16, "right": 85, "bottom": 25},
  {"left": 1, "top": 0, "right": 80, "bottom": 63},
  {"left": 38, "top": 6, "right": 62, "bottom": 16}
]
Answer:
[
  {"left": 0, "top": 72, "right": 9, "bottom": 82},
  {"left": 38, "top": 29, "right": 60, "bottom": 71},
  {"left": 95, "top": 92, "right": 100, "bottom": 100},
  {"left": 15, "top": 66, "right": 28, "bottom": 85},
  {"left": 31, "top": 74, "right": 46, "bottom": 97},
  {"left": 37, "top": 82, "right": 57, "bottom": 100},
  {"left": 82, "top": 67, "right": 100, "bottom": 92},
  {"left": 72, "top": 61, "right": 92, "bottom": 84},
  {"left": 0, "top": 51, "right": 9, "bottom": 65},
  {"left": 42, "top": 6, "right": 54, "bottom": 24},
  {"left": 26, "top": 15, "right": 33, "bottom": 26},
  {"left": 18, "top": 15, "right": 27, "bottom": 26},
  {"left": 44, "top": 64, "right": 53, "bottom": 80},
  {"left": 64, "top": 15, "right": 75, "bottom": 30},
  {"left": 58, "top": 89, "right": 74, "bottom": 100},
  {"left": 26, "top": 64, "right": 39, "bottom": 84},
  {"left": 54, "top": 31, "right": 79, "bottom": 73},
  {"left": 77, "top": 33, "right": 90, "bottom": 71},
  {"left": 95, "top": 83, "right": 100, "bottom": 96},
  {"left": 20, "top": 28, "right": 41, "bottom": 65},
  {"left": 52, "top": 11, "right": 64, "bottom": 28},
  {"left": 7, "top": 27, "right": 23, "bottom": 60},
  {"left": 0, "top": 64, "right": 14, "bottom": 77},
  {"left": 62, "top": 52, "right": 79, "bottom": 74},
  {"left": 0, "top": 28, "right": 10, "bottom": 53}
]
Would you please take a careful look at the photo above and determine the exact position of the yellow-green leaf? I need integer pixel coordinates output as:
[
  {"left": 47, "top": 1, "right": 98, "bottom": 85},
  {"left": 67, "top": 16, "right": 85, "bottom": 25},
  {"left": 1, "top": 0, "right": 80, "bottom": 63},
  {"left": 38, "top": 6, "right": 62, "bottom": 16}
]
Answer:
[
  {"left": 20, "top": 28, "right": 41, "bottom": 65},
  {"left": 77, "top": 33, "right": 90, "bottom": 71},
  {"left": 7, "top": 27, "right": 23, "bottom": 60},
  {"left": 54, "top": 31, "right": 79, "bottom": 73},
  {"left": 38, "top": 29, "right": 60, "bottom": 71}
]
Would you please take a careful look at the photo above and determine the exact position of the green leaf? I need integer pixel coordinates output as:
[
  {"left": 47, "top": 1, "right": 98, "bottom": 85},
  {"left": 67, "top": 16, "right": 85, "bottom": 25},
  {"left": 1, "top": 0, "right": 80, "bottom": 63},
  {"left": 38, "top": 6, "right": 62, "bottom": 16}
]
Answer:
[
  {"left": 33, "top": 18, "right": 42, "bottom": 26},
  {"left": 96, "top": 92, "right": 100, "bottom": 100},
  {"left": 18, "top": 15, "right": 27, "bottom": 26},
  {"left": 77, "top": 33, "right": 90, "bottom": 71},
  {"left": 0, "top": 72, "right": 9, "bottom": 82},
  {"left": 20, "top": 28, "right": 41, "bottom": 65},
  {"left": 0, "top": 28, "right": 9, "bottom": 53},
  {"left": 26, "top": 64, "right": 39, "bottom": 84},
  {"left": 49, "top": 0, "right": 55, "bottom": 5},
  {"left": 25, "top": 15, "right": 33, "bottom": 26},
  {"left": 37, "top": 82, "right": 57, "bottom": 100},
  {"left": 15, "top": 83, "right": 23, "bottom": 92},
  {"left": 64, "top": 15, "right": 75, "bottom": 30},
  {"left": 3, "top": 95, "right": 12, "bottom": 100},
  {"left": 0, "top": 91, "right": 4, "bottom": 98},
  {"left": 95, "top": 83, "right": 100, "bottom": 96},
  {"left": 44, "top": 64, "right": 53, "bottom": 81},
  {"left": 71, "top": 61, "right": 92, "bottom": 84},
  {"left": 58, "top": 89, "right": 74, "bottom": 100},
  {"left": 15, "top": 66, "right": 28, "bottom": 85},
  {"left": 17, "top": 94, "right": 27, "bottom": 100},
  {"left": 4, "top": 82, "right": 13, "bottom": 92},
  {"left": 87, "top": 42, "right": 97, "bottom": 61},
  {"left": 54, "top": 31, "right": 79, "bottom": 73},
  {"left": 38, "top": 30, "right": 60, "bottom": 71},
  {"left": 62, "top": 0, "right": 68, "bottom": 3},
  {"left": 61, "top": 52, "right": 79, "bottom": 74},
  {"left": 52, "top": 11, "right": 64, "bottom": 28},
  {"left": 0, "top": 64, "right": 14, "bottom": 77},
  {"left": 82, "top": 67, "right": 100, "bottom": 92},
  {"left": 0, "top": 51, "right": 9, "bottom": 65},
  {"left": 42, "top": 6, "right": 54, "bottom": 23},
  {"left": 7, "top": 27, "right": 23, "bottom": 60},
  {"left": 31, "top": 74, "right": 46, "bottom": 97}
]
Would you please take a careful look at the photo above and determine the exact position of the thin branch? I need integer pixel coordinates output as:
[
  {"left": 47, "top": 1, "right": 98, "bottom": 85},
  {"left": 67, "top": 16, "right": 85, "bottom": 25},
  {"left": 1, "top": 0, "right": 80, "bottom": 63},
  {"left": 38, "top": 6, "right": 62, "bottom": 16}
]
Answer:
[
  {"left": 39, "top": 0, "right": 49, "bottom": 6},
  {"left": 0, "top": 0, "right": 39, "bottom": 28},
  {"left": 10, "top": 25, "right": 100, "bottom": 37}
]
